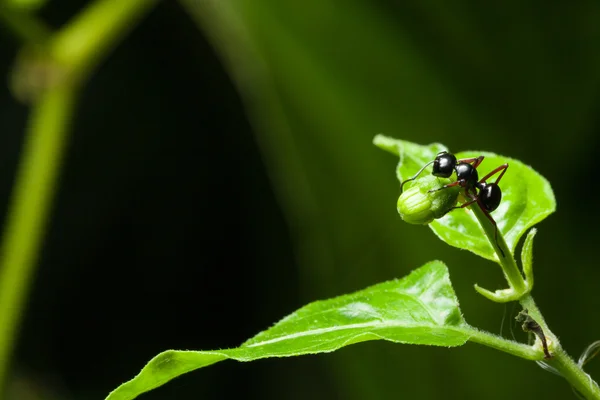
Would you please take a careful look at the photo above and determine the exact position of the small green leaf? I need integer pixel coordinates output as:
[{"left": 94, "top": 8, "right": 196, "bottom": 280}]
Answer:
[
  {"left": 106, "top": 261, "right": 470, "bottom": 400},
  {"left": 374, "top": 136, "right": 556, "bottom": 262},
  {"left": 373, "top": 134, "right": 447, "bottom": 183},
  {"left": 430, "top": 151, "right": 555, "bottom": 261},
  {"left": 521, "top": 228, "right": 537, "bottom": 287}
]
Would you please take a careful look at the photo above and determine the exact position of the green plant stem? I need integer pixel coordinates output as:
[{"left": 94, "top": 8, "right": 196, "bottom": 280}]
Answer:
[
  {"left": 0, "top": 84, "right": 77, "bottom": 394},
  {"left": 470, "top": 204, "right": 526, "bottom": 294},
  {"left": 519, "top": 295, "right": 600, "bottom": 399},
  {"left": 467, "top": 324, "right": 600, "bottom": 399},
  {"left": 50, "top": 0, "right": 158, "bottom": 84},
  {"left": 549, "top": 348, "right": 600, "bottom": 399},
  {"left": 0, "top": 0, "right": 158, "bottom": 394},
  {"left": 463, "top": 327, "right": 540, "bottom": 360},
  {"left": 472, "top": 207, "right": 600, "bottom": 399}
]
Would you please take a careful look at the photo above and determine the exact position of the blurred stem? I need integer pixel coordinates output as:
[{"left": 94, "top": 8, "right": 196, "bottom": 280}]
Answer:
[
  {"left": 0, "top": 5, "right": 51, "bottom": 44},
  {"left": 0, "top": 0, "right": 157, "bottom": 394},
  {"left": 50, "top": 0, "right": 158, "bottom": 85},
  {"left": 0, "top": 84, "right": 77, "bottom": 394}
]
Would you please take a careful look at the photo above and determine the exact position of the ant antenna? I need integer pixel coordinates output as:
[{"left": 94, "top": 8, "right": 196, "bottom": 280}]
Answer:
[{"left": 400, "top": 159, "right": 435, "bottom": 193}]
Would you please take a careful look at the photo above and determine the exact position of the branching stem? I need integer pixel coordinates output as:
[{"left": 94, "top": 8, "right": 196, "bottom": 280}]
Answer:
[
  {"left": 471, "top": 203, "right": 600, "bottom": 399},
  {"left": 0, "top": 0, "right": 157, "bottom": 395}
]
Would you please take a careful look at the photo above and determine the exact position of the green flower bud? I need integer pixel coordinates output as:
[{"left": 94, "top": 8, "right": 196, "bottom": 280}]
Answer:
[{"left": 397, "top": 175, "right": 461, "bottom": 224}]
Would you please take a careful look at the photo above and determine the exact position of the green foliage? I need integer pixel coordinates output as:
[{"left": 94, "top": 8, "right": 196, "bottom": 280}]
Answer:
[
  {"left": 431, "top": 150, "right": 554, "bottom": 262},
  {"left": 106, "top": 137, "right": 566, "bottom": 399},
  {"left": 2, "top": 0, "right": 598, "bottom": 398},
  {"left": 374, "top": 135, "right": 556, "bottom": 262},
  {"left": 520, "top": 228, "right": 537, "bottom": 288},
  {"left": 0, "top": 1, "right": 161, "bottom": 397},
  {"left": 106, "top": 261, "right": 471, "bottom": 400}
]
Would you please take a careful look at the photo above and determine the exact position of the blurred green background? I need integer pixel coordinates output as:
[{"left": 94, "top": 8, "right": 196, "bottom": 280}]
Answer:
[{"left": 1, "top": 0, "right": 600, "bottom": 399}]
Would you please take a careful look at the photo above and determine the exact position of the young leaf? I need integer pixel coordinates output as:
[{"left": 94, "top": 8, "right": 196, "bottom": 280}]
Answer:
[
  {"left": 374, "top": 135, "right": 556, "bottom": 262},
  {"left": 373, "top": 134, "right": 447, "bottom": 183},
  {"left": 106, "top": 261, "right": 470, "bottom": 400},
  {"left": 430, "top": 151, "right": 555, "bottom": 261},
  {"left": 521, "top": 228, "right": 537, "bottom": 286}
]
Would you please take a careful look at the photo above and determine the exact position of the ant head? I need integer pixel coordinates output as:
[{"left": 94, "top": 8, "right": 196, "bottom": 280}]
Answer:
[
  {"left": 477, "top": 182, "right": 502, "bottom": 212},
  {"left": 432, "top": 151, "right": 456, "bottom": 178}
]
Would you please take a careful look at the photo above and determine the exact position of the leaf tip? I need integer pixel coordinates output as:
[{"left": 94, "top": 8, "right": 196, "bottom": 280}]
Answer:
[{"left": 372, "top": 134, "right": 399, "bottom": 155}]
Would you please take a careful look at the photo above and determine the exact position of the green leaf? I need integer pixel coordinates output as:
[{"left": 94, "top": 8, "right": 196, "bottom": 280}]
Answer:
[
  {"left": 106, "top": 261, "right": 470, "bottom": 400},
  {"left": 430, "top": 151, "right": 555, "bottom": 261},
  {"left": 374, "top": 135, "right": 556, "bottom": 262},
  {"left": 521, "top": 228, "right": 537, "bottom": 287},
  {"left": 373, "top": 134, "right": 447, "bottom": 183}
]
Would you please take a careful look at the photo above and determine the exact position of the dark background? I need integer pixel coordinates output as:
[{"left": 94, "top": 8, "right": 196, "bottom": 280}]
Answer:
[{"left": 1, "top": 1, "right": 600, "bottom": 399}]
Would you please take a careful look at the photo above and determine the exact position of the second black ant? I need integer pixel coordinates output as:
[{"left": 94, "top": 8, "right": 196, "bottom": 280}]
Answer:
[{"left": 401, "top": 151, "right": 509, "bottom": 257}]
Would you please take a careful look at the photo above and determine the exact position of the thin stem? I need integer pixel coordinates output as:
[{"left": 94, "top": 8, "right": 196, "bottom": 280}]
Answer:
[
  {"left": 519, "top": 295, "right": 551, "bottom": 338},
  {"left": 470, "top": 204, "right": 527, "bottom": 294},
  {"left": 471, "top": 204, "right": 600, "bottom": 399},
  {"left": 518, "top": 295, "right": 600, "bottom": 399},
  {"left": 549, "top": 348, "right": 600, "bottom": 399},
  {"left": 50, "top": 0, "right": 158, "bottom": 84},
  {"left": 0, "top": 84, "right": 77, "bottom": 394},
  {"left": 462, "top": 326, "right": 540, "bottom": 360},
  {"left": 0, "top": 0, "right": 159, "bottom": 394}
]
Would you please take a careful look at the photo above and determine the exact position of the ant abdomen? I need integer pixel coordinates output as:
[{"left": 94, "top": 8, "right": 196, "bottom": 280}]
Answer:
[{"left": 478, "top": 183, "right": 502, "bottom": 212}]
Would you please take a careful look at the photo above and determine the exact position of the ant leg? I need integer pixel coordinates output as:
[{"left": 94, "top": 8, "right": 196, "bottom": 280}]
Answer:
[
  {"left": 438, "top": 189, "right": 479, "bottom": 218},
  {"left": 476, "top": 198, "right": 505, "bottom": 258},
  {"left": 400, "top": 160, "right": 435, "bottom": 192},
  {"left": 471, "top": 156, "right": 485, "bottom": 169},
  {"left": 480, "top": 163, "right": 509, "bottom": 184},
  {"left": 439, "top": 197, "right": 478, "bottom": 218},
  {"left": 427, "top": 179, "right": 464, "bottom": 193},
  {"left": 457, "top": 155, "right": 485, "bottom": 169}
]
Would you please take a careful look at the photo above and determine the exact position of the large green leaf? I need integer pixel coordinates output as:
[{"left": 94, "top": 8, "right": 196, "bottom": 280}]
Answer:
[
  {"left": 106, "top": 261, "right": 470, "bottom": 400},
  {"left": 374, "top": 135, "right": 556, "bottom": 262}
]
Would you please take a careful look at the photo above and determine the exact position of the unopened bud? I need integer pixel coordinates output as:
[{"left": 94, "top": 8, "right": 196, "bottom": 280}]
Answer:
[{"left": 397, "top": 175, "right": 461, "bottom": 224}]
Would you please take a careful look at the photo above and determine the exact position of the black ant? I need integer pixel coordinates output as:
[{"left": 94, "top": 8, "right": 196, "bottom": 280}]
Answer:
[{"left": 401, "top": 151, "right": 509, "bottom": 257}]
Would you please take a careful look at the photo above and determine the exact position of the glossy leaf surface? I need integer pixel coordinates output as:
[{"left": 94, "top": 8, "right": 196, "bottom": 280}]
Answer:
[
  {"left": 374, "top": 135, "right": 556, "bottom": 262},
  {"left": 106, "top": 261, "right": 470, "bottom": 400}
]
